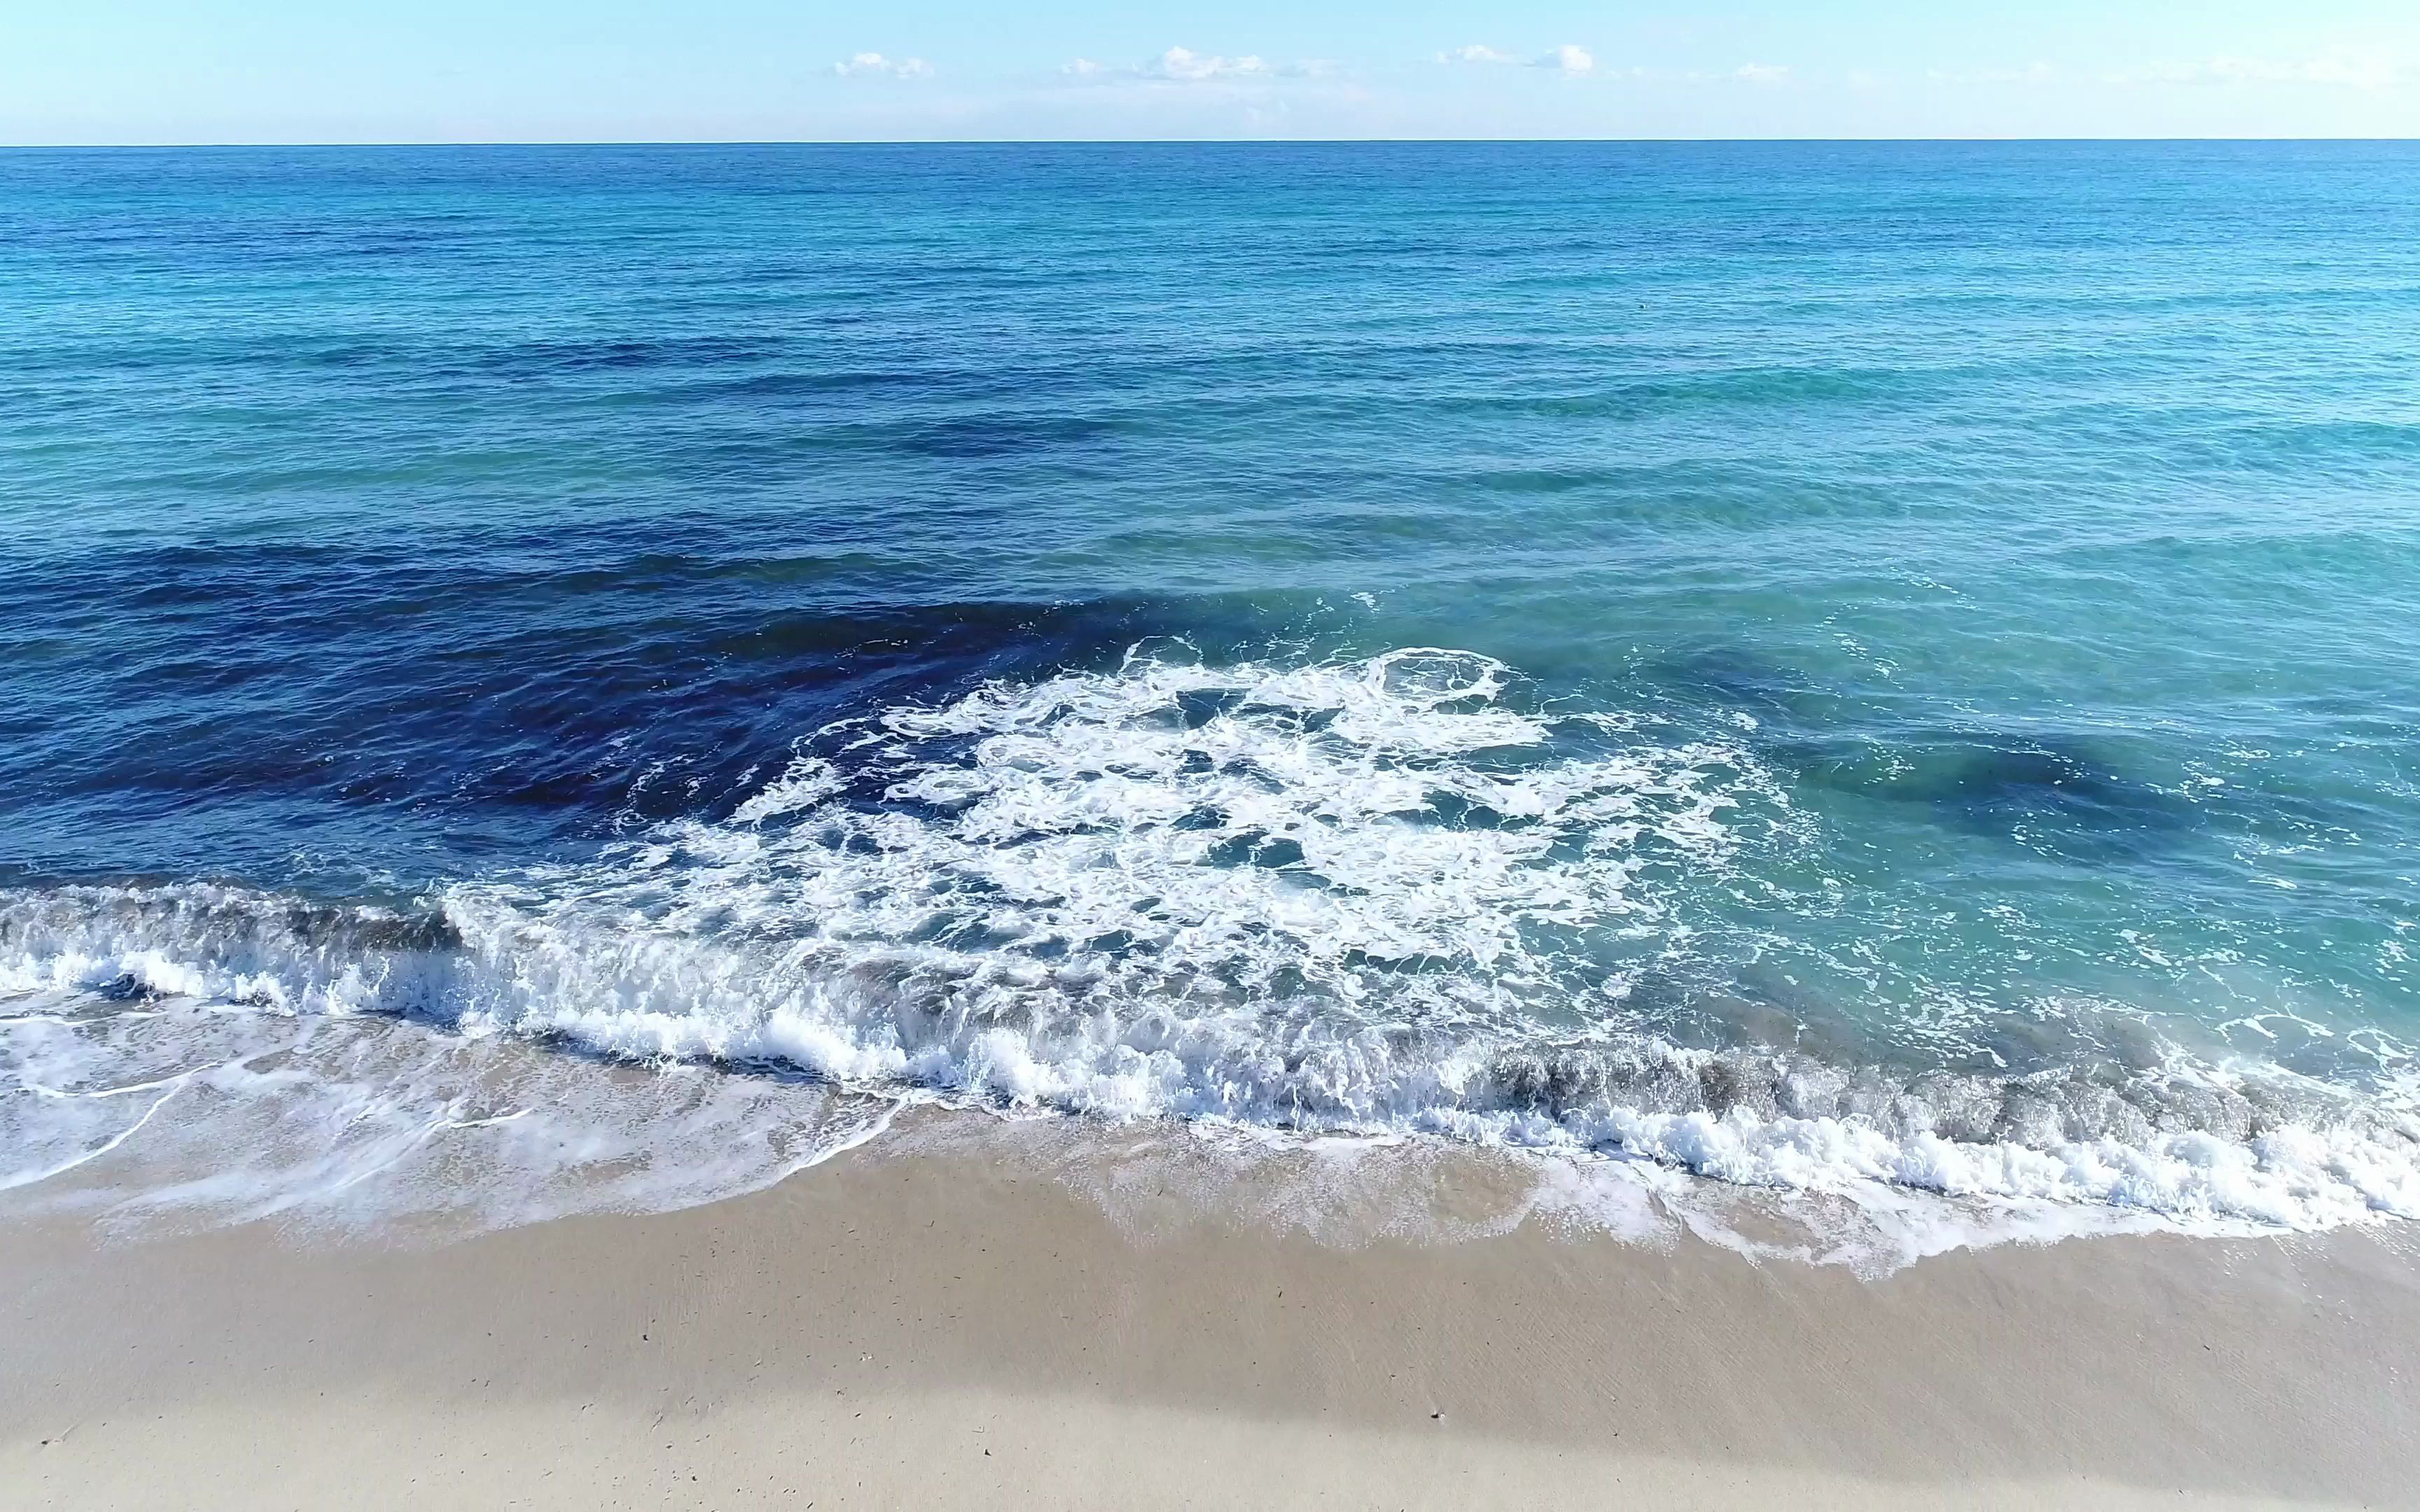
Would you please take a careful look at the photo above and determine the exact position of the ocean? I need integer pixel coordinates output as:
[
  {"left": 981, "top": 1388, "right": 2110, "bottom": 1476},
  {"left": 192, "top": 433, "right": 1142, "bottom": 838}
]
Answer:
[{"left": 4, "top": 141, "right": 2419, "bottom": 1248}]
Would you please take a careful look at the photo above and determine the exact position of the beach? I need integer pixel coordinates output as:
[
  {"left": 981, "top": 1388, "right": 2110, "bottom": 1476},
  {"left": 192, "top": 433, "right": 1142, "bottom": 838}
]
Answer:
[{"left": 7, "top": 1110, "right": 2417, "bottom": 1510}]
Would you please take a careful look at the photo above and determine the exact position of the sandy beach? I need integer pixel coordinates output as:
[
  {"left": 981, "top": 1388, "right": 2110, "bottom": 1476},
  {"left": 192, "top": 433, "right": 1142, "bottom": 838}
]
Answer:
[{"left": 5, "top": 1112, "right": 2416, "bottom": 1511}]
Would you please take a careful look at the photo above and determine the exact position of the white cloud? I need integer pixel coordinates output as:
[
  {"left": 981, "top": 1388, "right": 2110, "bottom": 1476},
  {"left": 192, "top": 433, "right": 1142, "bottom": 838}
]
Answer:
[
  {"left": 1734, "top": 63, "right": 1790, "bottom": 84},
  {"left": 1062, "top": 46, "right": 1331, "bottom": 85},
  {"left": 1439, "top": 44, "right": 1517, "bottom": 65},
  {"left": 1535, "top": 44, "right": 1594, "bottom": 76},
  {"left": 1149, "top": 46, "right": 1270, "bottom": 81},
  {"left": 832, "top": 52, "right": 932, "bottom": 80}
]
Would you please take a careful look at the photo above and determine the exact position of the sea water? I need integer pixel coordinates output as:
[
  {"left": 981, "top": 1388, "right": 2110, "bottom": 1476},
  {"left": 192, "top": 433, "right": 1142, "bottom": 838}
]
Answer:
[{"left": 4, "top": 141, "right": 2419, "bottom": 1247}]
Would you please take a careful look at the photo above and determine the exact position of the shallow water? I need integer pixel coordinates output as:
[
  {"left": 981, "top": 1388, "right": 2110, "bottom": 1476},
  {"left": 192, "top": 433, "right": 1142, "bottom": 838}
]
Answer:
[{"left": 5, "top": 141, "right": 2419, "bottom": 1243}]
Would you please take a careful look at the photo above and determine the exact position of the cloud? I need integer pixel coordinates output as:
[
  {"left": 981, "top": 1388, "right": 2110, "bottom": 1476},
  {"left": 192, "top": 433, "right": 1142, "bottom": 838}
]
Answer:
[
  {"left": 832, "top": 52, "right": 932, "bottom": 80},
  {"left": 1535, "top": 45, "right": 1594, "bottom": 76},
  {"left": 1148, "top": 46, "right": 1270, "bottom": 81},
  {"left": 1062, "top": 46, "right": 1330, "bottom": 84},
  {"left": 1734, "top": 63, "right": 1790, "bottom": 84},
  {"left": 2113, "top": 54, "right": 2400, "bottom": 89},
  {"left": 1439, "top": 44, "right": 1517, "bottom": 65}
]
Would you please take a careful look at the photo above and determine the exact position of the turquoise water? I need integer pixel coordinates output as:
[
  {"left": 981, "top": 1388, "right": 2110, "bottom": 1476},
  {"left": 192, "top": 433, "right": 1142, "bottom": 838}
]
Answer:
[{"left": 4, "top": 142, "right": 2419, "bottom": 1234}]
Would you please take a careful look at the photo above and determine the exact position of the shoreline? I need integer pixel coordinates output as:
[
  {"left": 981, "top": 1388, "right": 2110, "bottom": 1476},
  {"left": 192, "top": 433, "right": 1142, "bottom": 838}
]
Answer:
[{"left": 6, "top": 1112, "right": 2419, "bottom": 1508}]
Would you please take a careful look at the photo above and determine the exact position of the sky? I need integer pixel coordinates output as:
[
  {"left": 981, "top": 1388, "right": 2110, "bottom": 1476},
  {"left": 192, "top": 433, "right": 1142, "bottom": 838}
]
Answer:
[{"left": 5, "top": 1, "right": 2419, "bottom": 144}]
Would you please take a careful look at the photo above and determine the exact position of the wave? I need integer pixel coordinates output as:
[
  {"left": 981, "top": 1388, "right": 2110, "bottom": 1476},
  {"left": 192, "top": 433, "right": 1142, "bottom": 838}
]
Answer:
[{"left": 5, "top": 648, "right": 2419, "bottom": 1244}]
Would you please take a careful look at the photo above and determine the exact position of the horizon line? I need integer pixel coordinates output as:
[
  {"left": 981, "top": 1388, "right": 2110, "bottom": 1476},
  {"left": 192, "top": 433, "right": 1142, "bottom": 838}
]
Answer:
[{"left": 4, "top": 134, "right": 2416, "bottom": 150}]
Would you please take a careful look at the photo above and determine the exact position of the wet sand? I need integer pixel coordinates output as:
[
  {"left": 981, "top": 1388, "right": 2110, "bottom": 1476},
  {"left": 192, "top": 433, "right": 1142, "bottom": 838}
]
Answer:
[{"left": 5, "top": 1116, "right": 2418, "bottom": 1510}]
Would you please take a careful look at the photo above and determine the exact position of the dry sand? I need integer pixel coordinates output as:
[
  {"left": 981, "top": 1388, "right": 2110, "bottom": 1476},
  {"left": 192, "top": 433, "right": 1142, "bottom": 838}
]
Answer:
[{"left": 5, "top": 1112, "right": 2418, "bottom": 1510}]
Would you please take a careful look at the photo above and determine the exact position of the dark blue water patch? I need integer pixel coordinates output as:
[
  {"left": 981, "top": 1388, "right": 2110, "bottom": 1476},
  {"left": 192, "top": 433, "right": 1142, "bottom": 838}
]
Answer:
[
  {"left": 1646, "top": 645, "right": 1824, "bottom": 725},
  {"left": 0, "top": 538, "right": 1334, "bottom": 888},
  {"left": 1171, "top": 687, "right": 1246, "bottom": 730},
  {"left": 1198, "top": 832, "right": 1309, "bottom": 871},
  {"left": 1790, "top": 731, "right": 2202, "bottom": 862}
]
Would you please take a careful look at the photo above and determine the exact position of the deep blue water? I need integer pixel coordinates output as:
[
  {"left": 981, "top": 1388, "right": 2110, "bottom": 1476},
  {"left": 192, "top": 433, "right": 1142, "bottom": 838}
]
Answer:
[{"left": 5, "top": 142, "right": 2420, "bottom": 1231}]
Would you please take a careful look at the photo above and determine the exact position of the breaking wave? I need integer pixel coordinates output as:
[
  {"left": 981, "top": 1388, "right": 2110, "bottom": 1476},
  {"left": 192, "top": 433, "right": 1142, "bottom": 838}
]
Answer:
[{"left": 6, "top": 648, "right": 2419, "bottom": 1246}]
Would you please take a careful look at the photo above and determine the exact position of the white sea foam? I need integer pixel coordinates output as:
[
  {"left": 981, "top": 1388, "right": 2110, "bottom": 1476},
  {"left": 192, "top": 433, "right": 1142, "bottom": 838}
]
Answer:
[
  {"left": 0, "top": 990, "right": 896, "bottom": 1237},
  {"left": 4, "top": 647, "right": 2419, "bottom": 1256}
]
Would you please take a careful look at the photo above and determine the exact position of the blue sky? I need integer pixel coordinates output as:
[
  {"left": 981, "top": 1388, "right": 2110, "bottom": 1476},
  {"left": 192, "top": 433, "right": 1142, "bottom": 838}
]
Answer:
[{"left": 6, "top": 1, "right": 2419, "bottom": 144}]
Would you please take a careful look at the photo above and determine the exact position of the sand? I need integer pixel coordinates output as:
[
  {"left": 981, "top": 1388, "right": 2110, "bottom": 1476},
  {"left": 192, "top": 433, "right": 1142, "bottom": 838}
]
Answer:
[{"left": 4, "top": 1112, "right": 2418, "bottom": 1510}]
